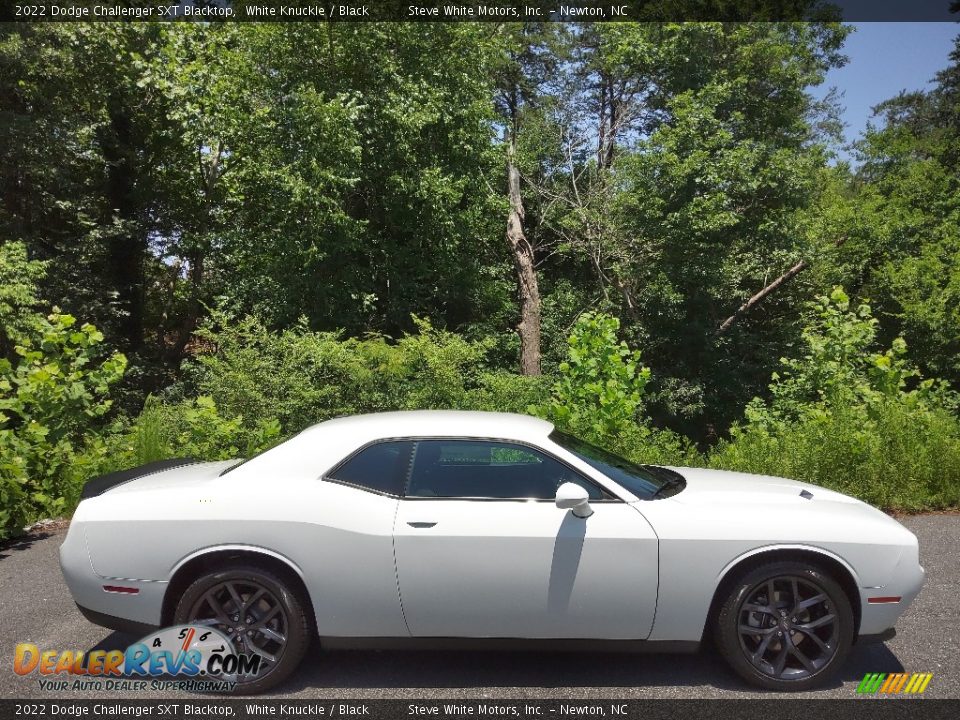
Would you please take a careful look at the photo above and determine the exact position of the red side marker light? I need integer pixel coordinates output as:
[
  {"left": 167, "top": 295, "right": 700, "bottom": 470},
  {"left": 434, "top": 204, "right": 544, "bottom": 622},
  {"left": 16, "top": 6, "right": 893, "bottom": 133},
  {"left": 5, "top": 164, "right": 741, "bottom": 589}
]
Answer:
[
  {"left": 102, "top": 585, "right": 139, "bottom": 594},
  {"left": 867, "top": 596, "right": 901, "bottom": 604}
]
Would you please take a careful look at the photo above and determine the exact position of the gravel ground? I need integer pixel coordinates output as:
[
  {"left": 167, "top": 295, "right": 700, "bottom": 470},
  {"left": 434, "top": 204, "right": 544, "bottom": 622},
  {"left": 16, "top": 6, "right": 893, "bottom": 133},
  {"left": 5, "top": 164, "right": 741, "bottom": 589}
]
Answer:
[{"left": 1, "top": 515, "right": 957, "bottom": 700}]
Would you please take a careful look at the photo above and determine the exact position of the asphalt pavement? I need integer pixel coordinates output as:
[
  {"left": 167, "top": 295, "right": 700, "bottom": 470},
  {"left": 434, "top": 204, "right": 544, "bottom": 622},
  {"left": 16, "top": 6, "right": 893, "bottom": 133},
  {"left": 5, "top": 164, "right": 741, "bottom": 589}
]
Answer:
[{"left": 1, "top": 515, "right": 957, "bottom": 700}]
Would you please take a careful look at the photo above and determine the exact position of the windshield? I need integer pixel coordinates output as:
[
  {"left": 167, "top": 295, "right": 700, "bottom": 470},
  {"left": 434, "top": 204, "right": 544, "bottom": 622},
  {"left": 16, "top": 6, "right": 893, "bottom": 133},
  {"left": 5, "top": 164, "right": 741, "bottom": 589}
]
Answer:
[{"left": 549, "top": 430, "right": 685, "bottom": 500}]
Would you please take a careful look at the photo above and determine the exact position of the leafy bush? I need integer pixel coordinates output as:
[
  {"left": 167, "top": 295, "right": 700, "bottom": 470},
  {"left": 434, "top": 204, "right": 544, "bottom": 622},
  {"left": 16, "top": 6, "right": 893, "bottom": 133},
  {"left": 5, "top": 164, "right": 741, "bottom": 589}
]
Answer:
[
  {"left": 355, "top": 317, "right": 497, "bottom": 412},
  {"left": 598, "top": 423, "right": 703, "bottom": 468},
  {"left": 5, "top": 289, "right": 960, "bottom": 541},
  {"left": 532, "top": 312, "right": 697, "bottom": 466},
  {"left": 179, "top": 314, "right": 366, "bottom": 432},
  {"left": 0, "top": 313, "right": 126, "bottom": 539},
  {"left": 180, "top": 312, "right": 548, "bottom": 433},
  {"left": 709, "top": 400, "right": 960, "bottom": 510},
  {"left": 470, "top": 372, "right": 549, "bottom": 415},
  {"left": 743, "top": 287, "right": 954, "bottom": 427},
  {"left": 538, "top": 312, "right": 651, "bottom": 437},
  {"left": 112, "top": 395, "right": 282, "bottom": 466},
  {"left": 710, "top": 288, "right": 960, "bottom": 510}
]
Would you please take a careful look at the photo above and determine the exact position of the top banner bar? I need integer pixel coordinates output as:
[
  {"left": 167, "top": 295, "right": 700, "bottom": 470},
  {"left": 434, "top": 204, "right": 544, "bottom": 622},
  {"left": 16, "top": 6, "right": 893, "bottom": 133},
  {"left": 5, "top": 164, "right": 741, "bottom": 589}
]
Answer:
[{"left": 2, "top": 0, "right": 959, "bottom": 23}]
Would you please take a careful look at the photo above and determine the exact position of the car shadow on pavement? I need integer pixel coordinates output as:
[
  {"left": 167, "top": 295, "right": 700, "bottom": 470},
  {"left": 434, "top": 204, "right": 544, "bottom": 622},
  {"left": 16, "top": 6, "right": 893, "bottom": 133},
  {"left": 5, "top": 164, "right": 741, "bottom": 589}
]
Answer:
[
  {"left": 86, "top": 631, "right": 141, "bottom": 655},
  {"left": 82, "top": 631, "right": 904, "bottom": 696},
  {"left": 268, "top": 641, "right": 904, "bottom": 695}
]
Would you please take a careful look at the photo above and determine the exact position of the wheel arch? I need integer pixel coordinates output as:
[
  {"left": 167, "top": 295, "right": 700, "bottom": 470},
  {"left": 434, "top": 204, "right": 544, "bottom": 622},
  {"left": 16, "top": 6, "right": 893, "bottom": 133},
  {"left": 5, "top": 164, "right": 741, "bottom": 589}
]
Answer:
[
  {"left": 701, "top": 544, "right": 863, "bottom": 643},
  {"left": 161, "top": 545, "right": 316, "bottom": 633}
]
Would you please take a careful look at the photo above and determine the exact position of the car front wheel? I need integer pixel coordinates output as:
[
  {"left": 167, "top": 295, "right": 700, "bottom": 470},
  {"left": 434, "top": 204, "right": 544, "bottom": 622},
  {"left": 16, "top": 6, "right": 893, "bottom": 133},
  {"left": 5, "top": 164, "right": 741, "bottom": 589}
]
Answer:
[
  {"left": 173, "top": 564, "right": 311, "bottom": 694},
  {"left": 716, "top": 561, "right": 854, "bottom": 690}
]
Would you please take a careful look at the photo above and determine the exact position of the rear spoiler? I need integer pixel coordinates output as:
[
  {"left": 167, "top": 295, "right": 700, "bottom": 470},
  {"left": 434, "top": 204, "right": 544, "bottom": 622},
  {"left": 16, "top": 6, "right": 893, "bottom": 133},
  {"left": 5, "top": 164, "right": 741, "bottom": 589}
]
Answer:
[{"left": 80, "top": 458, "right": 198, "bottom": 500}]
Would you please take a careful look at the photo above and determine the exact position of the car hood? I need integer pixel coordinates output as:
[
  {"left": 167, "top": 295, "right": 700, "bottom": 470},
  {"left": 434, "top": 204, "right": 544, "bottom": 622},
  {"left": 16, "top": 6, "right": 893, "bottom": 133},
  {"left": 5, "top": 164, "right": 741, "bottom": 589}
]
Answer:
[
  {"left": 653, "top": 466, "right": 915, "bottom": 536},
  {"left": 661, "top": 466, "right": 861, "bottom": 505},
  {"left": 633, "top": 468, "right": 923, "bottom": 632}
]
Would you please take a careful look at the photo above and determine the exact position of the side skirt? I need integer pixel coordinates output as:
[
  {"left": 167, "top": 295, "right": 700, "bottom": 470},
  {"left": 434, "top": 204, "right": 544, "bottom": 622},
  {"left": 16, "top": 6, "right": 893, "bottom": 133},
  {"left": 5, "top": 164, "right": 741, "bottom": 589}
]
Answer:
[{"left": 318, "top": 637, "right": 700, "bottom": 653}]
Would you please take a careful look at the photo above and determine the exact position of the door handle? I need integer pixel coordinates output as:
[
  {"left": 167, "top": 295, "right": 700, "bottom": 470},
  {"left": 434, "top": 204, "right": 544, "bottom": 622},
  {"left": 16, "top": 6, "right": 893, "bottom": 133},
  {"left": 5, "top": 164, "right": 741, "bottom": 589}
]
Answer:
[{"left": 407, "top": 521, "right": 437, "bottom": 529}]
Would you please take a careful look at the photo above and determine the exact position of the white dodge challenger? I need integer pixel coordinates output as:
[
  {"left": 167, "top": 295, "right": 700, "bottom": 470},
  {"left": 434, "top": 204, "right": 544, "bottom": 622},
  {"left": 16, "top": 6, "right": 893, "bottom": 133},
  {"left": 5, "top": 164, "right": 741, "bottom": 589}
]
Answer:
[{"left": 60, "top": 411, "right": 923, "bottom": 693}]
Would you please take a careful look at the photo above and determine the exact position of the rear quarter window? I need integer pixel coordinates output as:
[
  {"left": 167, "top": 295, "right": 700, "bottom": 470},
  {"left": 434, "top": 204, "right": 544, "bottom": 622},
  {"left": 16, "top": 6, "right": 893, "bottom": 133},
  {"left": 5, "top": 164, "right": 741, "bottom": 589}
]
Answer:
[{"left": 326, "top": 440, "right": 413, "bottom": 496}]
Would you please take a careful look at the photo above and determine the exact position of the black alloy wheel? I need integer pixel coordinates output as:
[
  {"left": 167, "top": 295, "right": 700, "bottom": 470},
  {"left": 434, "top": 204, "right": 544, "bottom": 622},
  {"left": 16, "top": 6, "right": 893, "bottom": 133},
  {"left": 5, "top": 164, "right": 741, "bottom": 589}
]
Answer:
[
  {"left": 174, "top": 565, "right": 310, "bottom": 694},
  {"left": 738, "top": 575, "right": 839, "bottom": 678},
  {"left": 716, "top": 561, "right": 854, "bottom": 690}
]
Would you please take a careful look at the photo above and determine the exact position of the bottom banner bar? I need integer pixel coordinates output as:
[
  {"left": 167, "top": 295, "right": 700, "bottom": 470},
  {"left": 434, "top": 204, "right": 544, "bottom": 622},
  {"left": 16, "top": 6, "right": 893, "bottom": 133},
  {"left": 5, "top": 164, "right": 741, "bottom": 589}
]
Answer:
[{"left": 1, "top": 699, "right": 959, "bottom": 720}]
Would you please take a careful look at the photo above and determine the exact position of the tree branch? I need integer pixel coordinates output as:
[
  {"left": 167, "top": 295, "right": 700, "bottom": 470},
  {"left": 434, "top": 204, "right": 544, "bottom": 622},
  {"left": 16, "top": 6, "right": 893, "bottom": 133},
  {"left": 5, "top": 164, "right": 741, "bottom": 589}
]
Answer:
[
  {"left": 717, "top": 236, "right": 847, "bottom": 334},
  {"left": 717, "top": 259, "right": 809, "bottom": 334}
]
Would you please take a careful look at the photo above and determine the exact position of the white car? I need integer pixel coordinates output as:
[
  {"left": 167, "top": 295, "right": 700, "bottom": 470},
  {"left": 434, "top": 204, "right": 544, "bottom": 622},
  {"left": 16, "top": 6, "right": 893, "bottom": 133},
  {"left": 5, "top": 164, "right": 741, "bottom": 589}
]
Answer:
[{"left": 61, "top": 410, "right": 923, "bottom": 693}]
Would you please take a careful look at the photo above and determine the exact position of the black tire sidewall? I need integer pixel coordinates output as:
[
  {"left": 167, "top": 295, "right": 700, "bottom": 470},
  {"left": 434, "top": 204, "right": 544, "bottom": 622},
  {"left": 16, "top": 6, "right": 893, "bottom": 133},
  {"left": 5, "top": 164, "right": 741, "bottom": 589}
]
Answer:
[
  {"left": 716, "top": 561, "right": 854, "bottom": 691},
  {"left": 173, "top": 564, "right": 310, "bottom": 695}
]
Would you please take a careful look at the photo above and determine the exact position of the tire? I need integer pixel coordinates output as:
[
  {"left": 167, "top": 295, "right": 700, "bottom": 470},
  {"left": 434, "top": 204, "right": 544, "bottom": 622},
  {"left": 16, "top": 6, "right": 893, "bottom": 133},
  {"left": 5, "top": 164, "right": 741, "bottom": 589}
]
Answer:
[
  {"left": 173, "top": 564, "right": 311, "bottom": 695},
  {"left": 715, "top": 560, "right": 854, "bottom": 691}
]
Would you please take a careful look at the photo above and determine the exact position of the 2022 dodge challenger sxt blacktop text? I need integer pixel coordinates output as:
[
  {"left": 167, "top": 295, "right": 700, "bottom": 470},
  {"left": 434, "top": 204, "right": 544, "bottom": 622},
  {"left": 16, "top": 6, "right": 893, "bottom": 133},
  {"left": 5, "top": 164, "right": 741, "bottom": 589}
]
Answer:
[{"left": 60, "top": 411, "right": 924, "bottom": 693}]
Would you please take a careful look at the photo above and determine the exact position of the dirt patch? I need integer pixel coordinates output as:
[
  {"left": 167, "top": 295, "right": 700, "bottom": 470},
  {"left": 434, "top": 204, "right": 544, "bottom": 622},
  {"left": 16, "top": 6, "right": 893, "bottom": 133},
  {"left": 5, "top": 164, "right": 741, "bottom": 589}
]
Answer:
[{"left": 22, "top": 517, "right": 71, "bottom": 534}]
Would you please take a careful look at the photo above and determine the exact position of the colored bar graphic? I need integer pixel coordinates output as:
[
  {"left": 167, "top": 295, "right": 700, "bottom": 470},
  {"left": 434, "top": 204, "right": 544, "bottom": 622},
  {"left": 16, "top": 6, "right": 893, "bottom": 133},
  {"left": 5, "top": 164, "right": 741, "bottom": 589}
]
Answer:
[{"left": 857, "top": 672, "right": 933, "bottom": 695}]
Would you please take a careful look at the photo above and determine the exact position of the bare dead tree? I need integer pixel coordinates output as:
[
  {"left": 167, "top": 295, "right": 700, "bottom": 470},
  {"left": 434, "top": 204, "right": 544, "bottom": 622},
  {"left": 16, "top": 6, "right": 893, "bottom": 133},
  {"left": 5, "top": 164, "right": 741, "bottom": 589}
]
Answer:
[{"left": 506, "top": 126, "right": 542, "bottom": 375}]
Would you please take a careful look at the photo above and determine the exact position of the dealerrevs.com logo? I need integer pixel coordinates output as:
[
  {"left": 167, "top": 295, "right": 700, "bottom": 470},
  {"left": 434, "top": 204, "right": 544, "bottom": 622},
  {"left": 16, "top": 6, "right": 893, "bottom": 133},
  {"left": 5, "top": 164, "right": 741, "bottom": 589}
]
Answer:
[{"left": 13, "top": 625, "right": 262, "bottom": 693}]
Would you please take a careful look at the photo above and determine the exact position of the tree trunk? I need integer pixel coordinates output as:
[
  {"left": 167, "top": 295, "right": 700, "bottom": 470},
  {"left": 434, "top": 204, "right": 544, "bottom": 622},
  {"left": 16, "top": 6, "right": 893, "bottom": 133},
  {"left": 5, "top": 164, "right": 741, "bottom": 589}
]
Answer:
[
  {"left": 172, "top": 142, "right": 223, "bottom": 360},
  {"left": 101, "top": 100, "right": 145, "bottom": 353},
  {"left": 506, "top": 137, "right": 541, "bottom": 376},
  {"left": 172, "top": 252, "right": 204, "bottom": 359}
]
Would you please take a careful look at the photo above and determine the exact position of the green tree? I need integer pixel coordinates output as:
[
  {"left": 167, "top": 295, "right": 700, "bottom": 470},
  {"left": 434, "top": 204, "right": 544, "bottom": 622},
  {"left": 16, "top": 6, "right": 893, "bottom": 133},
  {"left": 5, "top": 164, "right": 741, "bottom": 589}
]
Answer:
[
  {"left": 491, "top": 23, "right": 574, "bottom": 375},
  {"left": 212, "top": 24, "right": 502, "bottom": 338},
  {"left": 599, "top": 22, "right": 848, "bottom": 436},
  {"left": 1, "top": 24, "right": 505, "bottom": 395},
  {"left": 843, "top": 34, "right": 960, "bottom": 385}
]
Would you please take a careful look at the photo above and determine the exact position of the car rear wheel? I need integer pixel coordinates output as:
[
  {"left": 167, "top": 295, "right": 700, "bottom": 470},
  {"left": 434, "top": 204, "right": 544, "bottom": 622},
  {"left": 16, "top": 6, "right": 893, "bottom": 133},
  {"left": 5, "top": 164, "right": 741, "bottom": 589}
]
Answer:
[
  {"left": 173, "top": 564, "right": 310, "bottom": 694},
  {"left": 715, "top": 561, "right": 854, "bottom": 690}
]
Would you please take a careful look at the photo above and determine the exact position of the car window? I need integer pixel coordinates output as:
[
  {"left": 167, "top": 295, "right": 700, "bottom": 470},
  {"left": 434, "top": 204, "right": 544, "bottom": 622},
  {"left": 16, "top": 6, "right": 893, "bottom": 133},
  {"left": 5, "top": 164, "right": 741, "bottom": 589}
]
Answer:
[
  {"left": 327, "top": 440, "right": 413, "bottom": 496},
  {"left": 406, "top": 440, "right": 605, "bottom": 500}
]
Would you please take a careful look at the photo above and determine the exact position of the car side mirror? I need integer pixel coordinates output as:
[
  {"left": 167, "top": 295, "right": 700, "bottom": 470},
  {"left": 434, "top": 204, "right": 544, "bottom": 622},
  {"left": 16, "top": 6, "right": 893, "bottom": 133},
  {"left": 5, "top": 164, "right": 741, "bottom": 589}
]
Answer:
[{"left": 555, "top": 482, "right": 593, "bottom": 518}]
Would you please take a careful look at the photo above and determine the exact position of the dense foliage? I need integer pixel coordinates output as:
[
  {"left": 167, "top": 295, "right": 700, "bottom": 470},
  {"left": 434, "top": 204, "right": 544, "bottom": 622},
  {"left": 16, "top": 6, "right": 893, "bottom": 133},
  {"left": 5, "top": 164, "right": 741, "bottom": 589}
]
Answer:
[
  {"left": 711, "top": 289, "right": 960, "bottom": 510},
  {"left": 0, "top": 311, "right": 126, "bottom": 535},
  {"left": 2, "top": 21, "right": 960, "bottom": 538}
]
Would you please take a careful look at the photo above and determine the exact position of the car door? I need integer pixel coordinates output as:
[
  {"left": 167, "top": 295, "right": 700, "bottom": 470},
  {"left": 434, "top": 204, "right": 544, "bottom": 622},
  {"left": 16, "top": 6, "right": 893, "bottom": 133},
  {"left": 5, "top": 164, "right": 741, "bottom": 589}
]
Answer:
[{"left": 392, "top": 439, "right": 659, "bottom": 639}]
